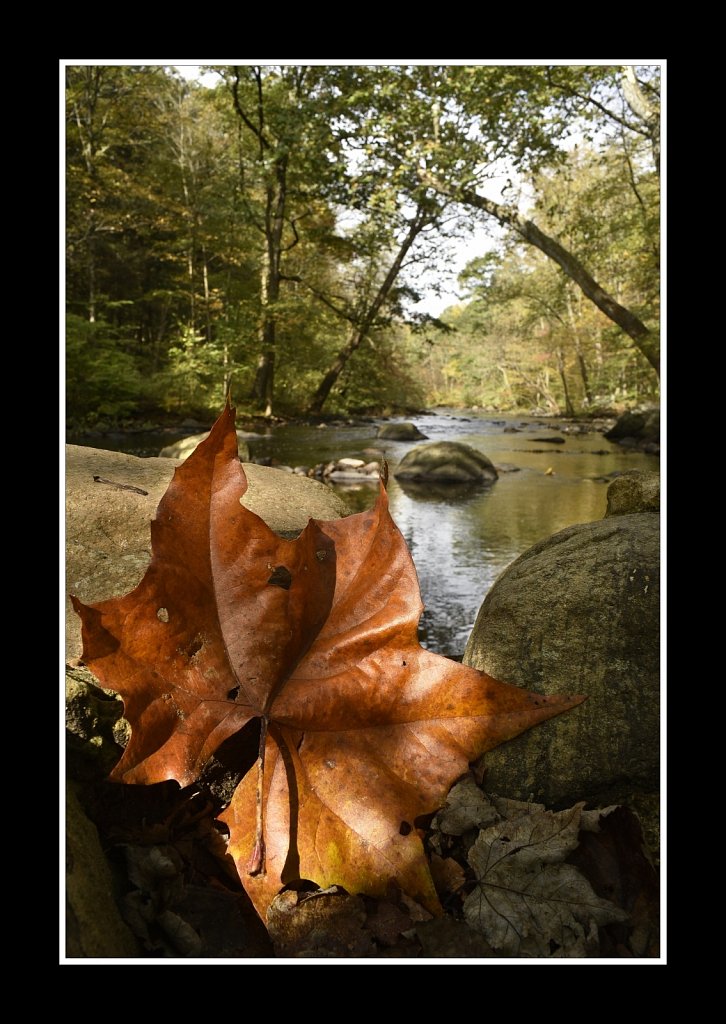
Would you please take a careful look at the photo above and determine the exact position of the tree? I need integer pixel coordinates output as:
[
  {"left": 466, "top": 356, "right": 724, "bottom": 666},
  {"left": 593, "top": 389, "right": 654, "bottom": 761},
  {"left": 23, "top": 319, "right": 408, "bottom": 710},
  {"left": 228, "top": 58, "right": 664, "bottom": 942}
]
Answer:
[
  {"left": 427, "top": 141, "right": 660, "bottom": 414},
  {"left": 220, "top": 66, "right": 348, "bottom": 415},
  {"left": 363, "top": 64, "right": 661, "bottom": 377},
  {"left": 304, "top": 205, "right": 431, "bottom": 413}
]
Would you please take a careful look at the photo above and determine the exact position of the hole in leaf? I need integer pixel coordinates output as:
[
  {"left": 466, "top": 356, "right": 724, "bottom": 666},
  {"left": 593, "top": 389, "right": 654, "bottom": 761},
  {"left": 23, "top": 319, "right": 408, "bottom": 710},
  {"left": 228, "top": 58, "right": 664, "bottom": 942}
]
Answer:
[
  {"left": 402, "top": 660, "right": 407, "bottom": 667},
  {"left": 315, "top": 550, "right": 327, "bottom": 562},
  {"left": 399, "top": 821, "right": 412, "bottom": 836},
  {"left": 157, "top": 607, "right": 169, "bottom": 623},
  {"left": 227, "top": 685, "right": 240, "bottom": 700},
  {"left": 185, "top": 636, "right": 203, "bottom": 658},
  {"left": 267, "top": 565, "right": 292, "bottom": 589},
  {"left": 324, "top": 759, "right": 336, "bottom": 770}
]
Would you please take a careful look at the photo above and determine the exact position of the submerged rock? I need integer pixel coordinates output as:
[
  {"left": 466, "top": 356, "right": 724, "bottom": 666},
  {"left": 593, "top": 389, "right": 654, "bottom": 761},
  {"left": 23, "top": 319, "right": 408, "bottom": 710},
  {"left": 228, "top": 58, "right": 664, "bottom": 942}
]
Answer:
[
  {"left": 394, "top": 441, "right": 498, "bottom": 484},
  {"left": 312, "top": 456, "right": 382, "bottom": 485}
]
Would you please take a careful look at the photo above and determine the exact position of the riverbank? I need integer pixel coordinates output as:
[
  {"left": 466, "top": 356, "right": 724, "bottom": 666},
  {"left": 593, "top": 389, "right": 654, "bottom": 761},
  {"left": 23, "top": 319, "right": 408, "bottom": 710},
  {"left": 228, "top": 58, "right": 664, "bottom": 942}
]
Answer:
[{"left": 66, "top": 400, "right": 641, "bottom": 444}]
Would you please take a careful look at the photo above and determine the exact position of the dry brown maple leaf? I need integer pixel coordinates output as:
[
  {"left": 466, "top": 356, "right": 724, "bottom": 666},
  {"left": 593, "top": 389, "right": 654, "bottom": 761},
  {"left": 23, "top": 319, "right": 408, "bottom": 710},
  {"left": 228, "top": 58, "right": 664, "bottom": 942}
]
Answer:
[{"left": 71, "top": 403, "right": 584, "bottom": 920}]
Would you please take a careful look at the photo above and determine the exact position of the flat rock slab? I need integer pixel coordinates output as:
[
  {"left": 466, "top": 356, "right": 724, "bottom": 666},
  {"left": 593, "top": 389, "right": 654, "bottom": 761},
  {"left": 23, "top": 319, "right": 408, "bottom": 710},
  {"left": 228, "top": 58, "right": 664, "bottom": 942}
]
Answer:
[{"left": 65, "top": 445, "right": 349, "bottom": 661}]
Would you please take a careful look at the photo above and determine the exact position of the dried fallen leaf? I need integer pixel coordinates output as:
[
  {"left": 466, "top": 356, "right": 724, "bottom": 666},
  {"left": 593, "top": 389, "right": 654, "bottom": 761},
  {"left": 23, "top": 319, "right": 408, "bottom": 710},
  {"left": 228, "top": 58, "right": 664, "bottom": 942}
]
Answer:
[
  {"left": 464, "top": 803, "right": 628, "bottom": 956},
  {"left": 72, "top": 403, "right": 584, "bottom": 921},
  {"left": 429, "top": 853, "right": 467, "bottom": 899},
  {"left": 431, "top": 774, "right": 499, "bottom": 836},
  {"left": 267, "top": 889, "right": 372, "bottom": 958}
]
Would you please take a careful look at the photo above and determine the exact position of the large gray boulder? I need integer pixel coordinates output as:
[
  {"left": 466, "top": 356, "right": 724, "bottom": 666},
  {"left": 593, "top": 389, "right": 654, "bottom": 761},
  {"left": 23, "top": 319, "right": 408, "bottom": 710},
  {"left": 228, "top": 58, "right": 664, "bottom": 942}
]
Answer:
[
  {"left": 66, "top": 445, "right": 350, "bottom": 662},
  {"left": 376, "top": 422, "right": 428, "bottom": 441},
  {"left": 159, "top": 431, "right": 251, "bottom": 461},
  {"left": 394, "top": 441, "right": 498, "bottom": 483},
  {"left": 463, "top": 512, "right": 659, "bottom": 848},
  {"left": 605, "top": 408, "right": 660, "bottom": 447}
]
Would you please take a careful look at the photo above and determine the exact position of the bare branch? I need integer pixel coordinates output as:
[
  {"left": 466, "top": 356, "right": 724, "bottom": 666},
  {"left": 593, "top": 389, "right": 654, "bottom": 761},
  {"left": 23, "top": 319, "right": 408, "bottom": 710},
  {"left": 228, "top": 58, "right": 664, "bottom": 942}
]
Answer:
[
  {"left": 231, "top": 68, "right": 270, "bottom": 155},
  {"left": 545, "top": 68, "right": 649, "bottom": 137},
  {"left": 293, "top": 278, "right": 360, "bottom": 325},
  {"left": 281, "top": 211, "right": 311, "bottom": 253}
]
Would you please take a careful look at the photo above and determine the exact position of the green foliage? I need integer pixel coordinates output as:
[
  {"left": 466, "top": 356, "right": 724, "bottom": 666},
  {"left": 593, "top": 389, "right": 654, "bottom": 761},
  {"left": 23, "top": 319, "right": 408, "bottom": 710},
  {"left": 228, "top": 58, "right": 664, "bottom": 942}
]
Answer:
[
  {"left": 66, "top": 315, "right": 148, "bottom": 423},
  {"left": 417, "top": 140, "right": 659, "bottom": 415},
  {"left": 65, "top": 64, "right": 660, "bottom": 424},
  {"left": 153, "top": 328, "right": 225, "bottom": 415}
]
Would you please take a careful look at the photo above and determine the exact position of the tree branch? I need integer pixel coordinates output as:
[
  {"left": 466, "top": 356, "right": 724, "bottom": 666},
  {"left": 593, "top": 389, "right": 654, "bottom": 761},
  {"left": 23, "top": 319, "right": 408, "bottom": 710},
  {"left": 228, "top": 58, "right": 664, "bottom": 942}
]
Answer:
[
  {"left": 281, "top": 211, "right": 311, "bottom": 253},
  {"left": 420, "top": 171, "right": 659, "bottom": 374},
  {"left": 545, "top": 68, "right": 649, "bottom": 137},
  {"left": 287, "top": 277, "right": 360, "bottom": 325},
  {"left": 622, "top": 66, "right": 660, "bottom": 124},
  {"left": 622, "top": 66, "right": 660, "bottom": 174},
  {"left": 231, "top": 68, "right": 270, "bottom": 155}
]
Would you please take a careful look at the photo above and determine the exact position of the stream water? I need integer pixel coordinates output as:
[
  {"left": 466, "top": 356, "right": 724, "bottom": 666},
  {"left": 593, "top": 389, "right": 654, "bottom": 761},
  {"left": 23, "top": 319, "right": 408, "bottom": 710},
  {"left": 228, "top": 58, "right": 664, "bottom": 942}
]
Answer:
[{"left": 68, "top": 411, "right": 659, "bottom": 657}]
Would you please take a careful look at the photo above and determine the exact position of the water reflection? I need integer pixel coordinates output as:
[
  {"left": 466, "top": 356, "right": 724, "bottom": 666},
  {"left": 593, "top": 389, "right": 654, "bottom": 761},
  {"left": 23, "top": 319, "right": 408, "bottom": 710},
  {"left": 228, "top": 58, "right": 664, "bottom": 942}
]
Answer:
[{"left": 394, "top": 478, "right": 494, "bottom": 503}]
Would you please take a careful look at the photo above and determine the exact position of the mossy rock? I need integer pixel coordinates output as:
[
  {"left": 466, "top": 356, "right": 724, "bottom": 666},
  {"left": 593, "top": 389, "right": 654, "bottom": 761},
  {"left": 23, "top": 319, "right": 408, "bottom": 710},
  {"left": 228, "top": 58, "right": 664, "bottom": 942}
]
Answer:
[
  {"left": 463, "top": 513, "right": 660, "bottom": 850},
  {"left": 605, "top": 470, "right": 660, "bottom": 517},
  {"left": 394, "top": 441, "right": 498, "bottom": 483},
  {"left": 66, "top": 783, "right": 141, "bottom": 957},
  {"left": 376, "top": 422, "right": 428, "bottom": 441}
]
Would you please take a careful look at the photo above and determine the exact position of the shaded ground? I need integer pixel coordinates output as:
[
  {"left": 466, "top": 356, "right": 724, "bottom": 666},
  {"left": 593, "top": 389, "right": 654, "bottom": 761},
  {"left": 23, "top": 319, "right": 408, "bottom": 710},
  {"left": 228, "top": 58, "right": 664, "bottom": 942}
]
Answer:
[{"left": 66, "top": 676, "right": 659, "bottom": 960}]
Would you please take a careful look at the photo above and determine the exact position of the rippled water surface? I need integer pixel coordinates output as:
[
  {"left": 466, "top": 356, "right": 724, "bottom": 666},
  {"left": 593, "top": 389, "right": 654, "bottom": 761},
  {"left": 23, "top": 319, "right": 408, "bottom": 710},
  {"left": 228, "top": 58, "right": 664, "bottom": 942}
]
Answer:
[{"left": 69, "top": 411, "right": 659, "bottom": 656}]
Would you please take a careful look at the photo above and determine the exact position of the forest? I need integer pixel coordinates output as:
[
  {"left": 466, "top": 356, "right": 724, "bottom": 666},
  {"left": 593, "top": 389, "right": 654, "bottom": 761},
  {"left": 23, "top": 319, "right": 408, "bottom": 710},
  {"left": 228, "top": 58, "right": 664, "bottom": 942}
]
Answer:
[{"left": 65, "top": 64, "right": 660, "bottom": 427}]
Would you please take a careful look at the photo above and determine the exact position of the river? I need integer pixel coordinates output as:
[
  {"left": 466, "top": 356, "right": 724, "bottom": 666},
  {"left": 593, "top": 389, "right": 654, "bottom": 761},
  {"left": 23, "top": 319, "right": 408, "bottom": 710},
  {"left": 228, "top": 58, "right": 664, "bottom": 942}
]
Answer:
[{"left": 68, "top": 410, "right": 659, "bottom": 657}]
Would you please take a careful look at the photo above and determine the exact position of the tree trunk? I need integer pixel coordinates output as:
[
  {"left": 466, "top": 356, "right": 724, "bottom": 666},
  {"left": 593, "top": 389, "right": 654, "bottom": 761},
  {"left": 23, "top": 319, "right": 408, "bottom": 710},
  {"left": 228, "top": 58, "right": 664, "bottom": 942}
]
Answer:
[
  {"left": 566, "top": 291, "right": 592, "bottom": 405},
  {"left": 202, "top": 250, "right": 212, "bottom": 343},
  {"left": 250, "top": 323, "right": 275, "bottom": 416},
  {"left": 249, "top": 154, "right": 287, "bottom": 416},
  {"left": 232, "top": 70, "right": 293, "bottom": 417},
  {"left": 424, "top": 175, "right": 660, "bottom": 376},
  {"left": 306, "top": 208, "right": 428, "bottom": 414},
  {"left": 556, "top": 347, "right": 575, "bottom": 417},
  {"left": 87, "top": 228, "right": 96, "bottom": 324},
  {"left": 622, "top": 66, "right": 660, "bottom": 176}
]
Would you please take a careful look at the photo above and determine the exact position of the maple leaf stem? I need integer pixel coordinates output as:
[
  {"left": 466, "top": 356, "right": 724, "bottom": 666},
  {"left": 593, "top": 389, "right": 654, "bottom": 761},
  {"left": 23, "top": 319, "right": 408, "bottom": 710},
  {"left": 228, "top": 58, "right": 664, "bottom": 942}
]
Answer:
[{"left": 248, "top": 715, "right": 269, "bottom": 877}]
